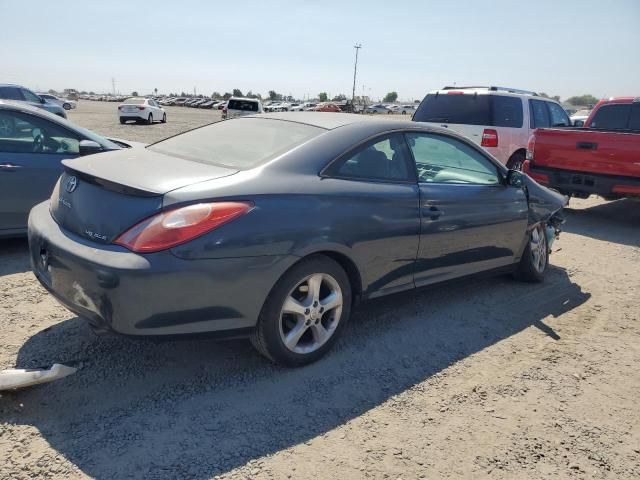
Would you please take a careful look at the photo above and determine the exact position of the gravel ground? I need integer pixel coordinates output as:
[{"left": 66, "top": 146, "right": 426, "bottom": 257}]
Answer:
[{"left": 1, "top": 101, "right": 639, "bottom": 479}]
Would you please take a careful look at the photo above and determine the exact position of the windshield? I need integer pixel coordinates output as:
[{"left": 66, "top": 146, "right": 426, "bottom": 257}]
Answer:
[{"left": 148, "top": 118, "right": 325, "bottom": 169}]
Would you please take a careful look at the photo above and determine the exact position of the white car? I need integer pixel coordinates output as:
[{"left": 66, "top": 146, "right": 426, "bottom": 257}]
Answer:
[
  {"left": 38, "top": 93, "right": 77, "bottom": 110},
  {"left": 222, "top": 97, "right": 263, "bottom": 120},
  {"left": 412, "top": 86, "right": 571, "bottom": 169},
  {"left": 401, "top": 104, "right": 416, "bottom": 115},
  {"left": 292, "top": 102, "right": 317, "bottom": 111},
  {"left": 117, "top": 97, "right": 166, "bottom": 124},
  {"left": 570, "top": 109, "right": 591, "bottom": 127},
  {"left": 366, "top": 104, "right": 391, "bottom": 114}
]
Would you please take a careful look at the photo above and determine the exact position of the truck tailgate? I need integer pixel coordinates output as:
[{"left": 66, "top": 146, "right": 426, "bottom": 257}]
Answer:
[{"left": 533, "top": 129, "right": 640, "bottom": 177}]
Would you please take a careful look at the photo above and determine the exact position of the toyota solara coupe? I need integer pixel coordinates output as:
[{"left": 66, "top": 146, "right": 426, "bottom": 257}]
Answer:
[{"left": 28, "top": 112, "right": 566, "bottom": 366}]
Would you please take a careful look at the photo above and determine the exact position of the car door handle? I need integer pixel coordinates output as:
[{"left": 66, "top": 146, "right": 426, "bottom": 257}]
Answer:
[
  {"left": 423, "top": 206, "right": 443, "bottom": 220},
  {"left": 576, "top": 141, "right": 598, "bottom": 150},
  {"left": 0, "top": 163, "right": 23, "bottom": 172}
]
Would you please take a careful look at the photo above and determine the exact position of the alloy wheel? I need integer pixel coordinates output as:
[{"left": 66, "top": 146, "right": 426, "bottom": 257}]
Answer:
[{"left": 279, "top": 273, "right": 343, "bottom": 354}]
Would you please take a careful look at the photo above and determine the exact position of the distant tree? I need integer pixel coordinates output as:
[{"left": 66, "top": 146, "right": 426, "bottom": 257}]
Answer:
[
  {"left": 246, "top": 90, "right": 262, "bottom": 99},
  {"left": 223, "top": 92, "right": 232, "bottom": 100},
  {"left": 552, "top": 95, "right": 561, "bottom": 102},
  {"left": 47, "top": 89, "right": 56, "bottom": 94},
  {"left": 566, "top": 94, "right": 599, "bottom": 106},
  {"left": 131, "top": 91, "right": 139, "bottom": 96},
  {"left": 318, "top": 92, "right": 328, "bottom": 102},
  {"left": 268, "top": 90, "right": 279, "bottom": 101},
  {"left": 383, "top": 91, "right": 398, "bottom": 103},
  {"left": 232, "top": 88, "right": 243, "bottom": 97},
  {"left": 80, "top": 90, "right": 87, "bottom": 95},
  {"left": 89, "top": 91, "right": 95, "bottom": 95},
  {"left": 332, "top": 94, "right": 347, "bottom": 101},
  {"left": 414, "top": 99, "right": 420, "bottom": 104},
  {"left": 154, "top": 88, "right": 158, "bottom": 96},
  {"left": 212, "top": 91, "right": 221, "bottom": 99}
]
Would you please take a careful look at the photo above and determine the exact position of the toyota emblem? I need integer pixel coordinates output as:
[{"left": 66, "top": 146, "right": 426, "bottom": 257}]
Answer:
[{"left": 66, "top": 176, "right": 78, "bottom": 193}]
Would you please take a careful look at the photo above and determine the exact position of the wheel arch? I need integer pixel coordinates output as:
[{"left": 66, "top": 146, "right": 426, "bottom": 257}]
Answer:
[{"left": 507, "top": 148, "right": 526, "bottom": 168}]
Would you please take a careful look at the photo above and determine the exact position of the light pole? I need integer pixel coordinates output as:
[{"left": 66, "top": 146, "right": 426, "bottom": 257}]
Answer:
[{"left": 351, "top": 43, "right": 362, "bottom": 110}]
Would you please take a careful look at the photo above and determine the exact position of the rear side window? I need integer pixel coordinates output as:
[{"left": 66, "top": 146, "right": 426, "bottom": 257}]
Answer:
[
  {"left": 492, "top": 96, "right": 523, "bottom": 127},
  {"left": 414, "top": 94, "right": 491, "bottom": 125},
  {"left": 148, "top": 118, "right": 323, "bottom": 169},
  {"left": 0, "top": 86, "right": 24, "bottom": 101},
  {"left": 228, "top": 99, "right": 259, "bottom": 112},
  {"left": 590, "top": 104, "right": 631, "bottom": 130},
  {"left": 529, "top": 100, "right": 550, "bottom": 128},
  {"left": 327, "top": 133, "right": 414, "bottom": 182}
]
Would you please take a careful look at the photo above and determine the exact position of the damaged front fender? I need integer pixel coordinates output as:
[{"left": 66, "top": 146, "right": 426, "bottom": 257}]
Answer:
[{"left": 523, "top": 175, "right": 568, "bottom": 227}]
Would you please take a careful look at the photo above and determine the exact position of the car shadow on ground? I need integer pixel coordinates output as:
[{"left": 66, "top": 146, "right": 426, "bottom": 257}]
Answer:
[
  {"left": 563, "top": 199, "right": 640, "bottom": 247},
  {"left": 0, "top": 238, "right": 30, "bottom": 276},
  {"left": 3, "top": 266, "right": 590, "bottom": 478}
]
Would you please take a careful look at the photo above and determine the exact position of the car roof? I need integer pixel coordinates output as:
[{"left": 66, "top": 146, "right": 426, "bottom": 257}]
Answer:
[
  {"left": 0, "top": 83, "right": 23, "bottom": 88},
  {"left": 429, "top": 86, "right": 540, "bottom": 97},
  {"left": 0, "top": 99, "right": 63, "bottom": 120}
]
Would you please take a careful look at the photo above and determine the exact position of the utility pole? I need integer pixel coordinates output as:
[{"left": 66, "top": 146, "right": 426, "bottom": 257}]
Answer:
[
  {"left": 351, "top": 43, "right": 362, "bottom": 110},
  {"left": 111, "top": 77, "right": 116, "bottom": 96}
]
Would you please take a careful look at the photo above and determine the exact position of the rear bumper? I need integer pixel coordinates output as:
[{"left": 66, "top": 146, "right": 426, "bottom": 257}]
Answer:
[
  {"left": 118, "top": 113, "right": 147, "bottom": 121},
  {"left": 525, "top": 163, "right": 640, "bottom": 199},
  {"left": 28, "top": 202, "right": 297, "bottom": 336}
]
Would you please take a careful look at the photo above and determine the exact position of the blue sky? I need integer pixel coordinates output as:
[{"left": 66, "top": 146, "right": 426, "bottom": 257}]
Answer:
[{"left": 1, "top": 0, "right": 638, "bottom": 101}]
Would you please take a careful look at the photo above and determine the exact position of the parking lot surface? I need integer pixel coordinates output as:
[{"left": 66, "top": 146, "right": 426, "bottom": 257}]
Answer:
[{"left": 1, "top": 101, "right": 639, "bottom": 479}]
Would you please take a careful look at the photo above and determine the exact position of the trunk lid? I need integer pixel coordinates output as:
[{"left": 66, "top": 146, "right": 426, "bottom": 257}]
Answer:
[{"left": 51, "top": 148, "right": 238, "bottom": 243}]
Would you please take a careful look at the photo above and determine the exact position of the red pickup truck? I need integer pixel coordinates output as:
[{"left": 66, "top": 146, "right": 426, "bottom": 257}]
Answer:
[{"left": 523, "top": 97, "right": 640, "bottom": 199}]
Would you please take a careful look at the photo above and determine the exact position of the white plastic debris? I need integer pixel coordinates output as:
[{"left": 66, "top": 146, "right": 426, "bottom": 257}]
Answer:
[{"left": 0, "top": 363, "right": 77, "bottom": 391}]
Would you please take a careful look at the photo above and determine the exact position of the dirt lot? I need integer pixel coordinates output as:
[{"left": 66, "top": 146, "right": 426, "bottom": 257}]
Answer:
[{"left": 1, "top": 101, "right": 639, "bottom": 479}]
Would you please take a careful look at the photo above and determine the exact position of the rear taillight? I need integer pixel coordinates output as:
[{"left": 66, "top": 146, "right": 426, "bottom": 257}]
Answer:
[
  {"left": 481, "top": 129, "right": 498, "bottom": 147},
  {"left": 137, "top": 106, "right": 145, "bottom": 111},
  {"left": 113, "top": 202, "right": 253, "bottom": 253},
  {"left": 118, "top": 106, "right": 123, "bottom": 110},
  {"left": 526, "top": 134, "right": 535, "bottom": 161}
]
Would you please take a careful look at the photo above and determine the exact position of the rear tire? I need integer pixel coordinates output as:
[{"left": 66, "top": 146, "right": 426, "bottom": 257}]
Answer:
[
  {"left": 63, "top": 103, "right": 71, "bottom": 110},
  {"left": 119, "top": 118, "right": 126, "bottom": 124},
  {"left": 514, "top": 223, "right": 548, "bottom": 282},
  {"left": 161, "top": 113, "right": 167, "bottom": 123},
  {"left": 251, "top": 255, "right": 351, "bottom": 367},
  {"left": 507, "top": 151, "right": 525, "bottom": 171},
  {"left": 147, "top": 113, "right": 153, "bottom": 125}
]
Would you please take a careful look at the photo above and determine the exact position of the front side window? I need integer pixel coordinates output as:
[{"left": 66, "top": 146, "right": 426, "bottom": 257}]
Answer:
[
  {"left": 329, "top": 133, "right": 414, "bottom": 182},
  {"left": 21, "top": 89, "right": 42, "bottom": 103},
  {"left": 529, "top": 99, "right": 550, "bottom": 128},
  {"left": 547, "top": 102, "right": 570, "bottom": 127},
  {"left": 406, "top": 133, "right": 500, "bottom": 185},
  {"left": 590, "top": 104, "right": 631, "bottom": 130},
  {"left": 0, "top": 111, "right": 80, "bottom": 154}
]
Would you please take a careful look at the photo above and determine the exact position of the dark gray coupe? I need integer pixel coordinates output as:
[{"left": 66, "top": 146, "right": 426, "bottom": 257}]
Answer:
[{"left": 28, "top": 112, "right": 566, "bottom": 366}]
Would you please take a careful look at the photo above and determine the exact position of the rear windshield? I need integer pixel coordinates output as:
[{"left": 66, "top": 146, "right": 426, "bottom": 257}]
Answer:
[
  {"left": 123, "top": 98, "right": 146, "bottom": 104},
  {"left": 228, "top": 99, "right": 259, "bottom": 111},
  {"left": 148, "top": 118, "right": 324, "bottom": 169},
  {"left": 413, "top": 93, "right": 523, "bottom": 127},
  {"left": 589, "top": 104, "right": 631, "bottom": 130}
]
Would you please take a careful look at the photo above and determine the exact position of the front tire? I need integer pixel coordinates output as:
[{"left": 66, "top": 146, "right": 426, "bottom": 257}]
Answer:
[
  {"left": 63, "top": 103, "right": 71, "bottom": 110},
  {"left": 251, "top": 255, "right": 351, "bottom": 367},
  {"left": 514, "top": 223, "right": 548, "bottom": 282}
]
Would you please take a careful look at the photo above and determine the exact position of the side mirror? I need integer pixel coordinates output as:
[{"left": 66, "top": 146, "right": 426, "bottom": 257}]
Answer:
[
  {"left": 506, "top": 169, "right": 524, "bottom": 188},
  {"left": 79, "top": 139, "right": 103, "bottom": 156}
]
